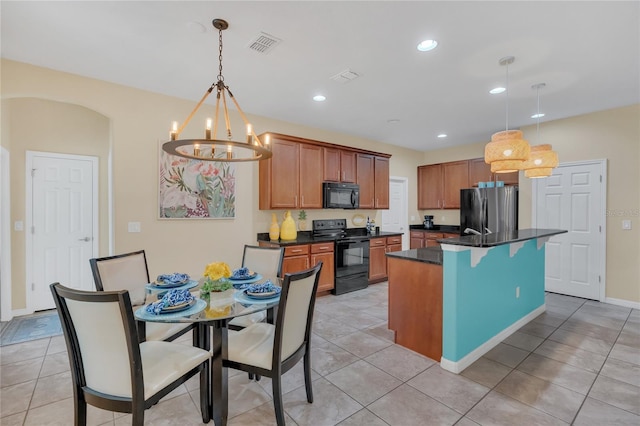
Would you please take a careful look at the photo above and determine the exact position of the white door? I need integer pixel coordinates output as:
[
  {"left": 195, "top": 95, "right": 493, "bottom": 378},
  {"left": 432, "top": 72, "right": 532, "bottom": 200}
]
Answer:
[
  {"left": 533, "top": 160, "right": 606, "bottom": 301},
  {"left": 27, "top": 152, "right": 98, "bottom": 311},
  {"left": 381, "top": 177, "right": 409, "bottom": 249}
]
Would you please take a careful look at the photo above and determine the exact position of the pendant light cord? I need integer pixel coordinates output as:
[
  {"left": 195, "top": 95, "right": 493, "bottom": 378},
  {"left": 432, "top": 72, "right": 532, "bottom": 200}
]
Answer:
[{"left": 505, "top": 61, "right": 509, "bottom": 132}]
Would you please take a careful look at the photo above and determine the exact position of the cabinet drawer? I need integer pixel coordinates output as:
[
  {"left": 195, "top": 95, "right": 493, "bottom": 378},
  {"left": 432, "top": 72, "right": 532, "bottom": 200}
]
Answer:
[
  {"left": 370, "top": 237, "right": 386, "bottom": 247},
  {"left": 410, "top": 231, "right": 426, "bottom": 238},
  {"left": 387, "top": 236, "right": 402, "bottom": 245},
  {"left": 311, "top": 242, "right": 334, "bottom": 253},
  {"left": 284, "top": 245, "right": 309, "bottom": 257},
  {"left": 425, "top": 232, "right": 444, "bottom": 240}
]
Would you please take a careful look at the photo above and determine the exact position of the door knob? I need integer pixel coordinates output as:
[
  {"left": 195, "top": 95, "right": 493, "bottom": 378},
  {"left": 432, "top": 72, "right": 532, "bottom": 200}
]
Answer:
[{"left": 78, "top": 237, "right": 91, "bottom": 242}]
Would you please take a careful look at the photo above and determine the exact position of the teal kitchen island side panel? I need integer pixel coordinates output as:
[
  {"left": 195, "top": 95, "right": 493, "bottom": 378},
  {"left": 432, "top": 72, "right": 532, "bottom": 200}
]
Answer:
[{"left": 442, "top": 239, "right": 545, "bottom": 367}]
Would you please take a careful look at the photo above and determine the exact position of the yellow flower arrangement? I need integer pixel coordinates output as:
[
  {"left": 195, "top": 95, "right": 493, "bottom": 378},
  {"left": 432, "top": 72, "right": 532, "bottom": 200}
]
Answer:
[
  {"left": 203, "top": 261, "right": 231, "bottom": 281},
  {"left": 201, "top": 261, "right": 233, "bottom": 293}
]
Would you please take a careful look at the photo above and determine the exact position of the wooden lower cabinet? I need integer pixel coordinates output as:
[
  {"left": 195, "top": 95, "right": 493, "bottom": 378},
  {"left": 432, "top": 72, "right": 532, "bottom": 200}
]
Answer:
[
  {"left": 310, "top": 242, "right": 335, "bottom": 292},
  {"left": 369, "top": 236, "right": 403, "bottom": 283},
  {"left": 369, "top": 238, "right": 387, "bottom": 282},
  {"left": 261, "top": 242, "right": 335, "bottom": 294},
  {"left": 409, "top": 230, "right": 459, "bottom": 248},
  {"left": 281, "top": 245, "right": 310, "bottom": 275},
  {"left": 388, "top": 256, "right": 443, "bottom": 361}
]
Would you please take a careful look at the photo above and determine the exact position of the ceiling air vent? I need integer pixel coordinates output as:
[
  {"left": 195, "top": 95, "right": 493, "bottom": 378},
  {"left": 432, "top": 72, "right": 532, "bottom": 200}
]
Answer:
[
  {"left": 330, "top": 69, "right": 360, "bottom": 83},
  {"left": 247, "top": 32, "right": 282, "bottom": 54}
]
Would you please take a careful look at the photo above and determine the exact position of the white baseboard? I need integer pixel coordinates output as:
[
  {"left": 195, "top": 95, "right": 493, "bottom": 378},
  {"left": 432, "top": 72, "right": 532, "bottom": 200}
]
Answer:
[
  {"left": 440, "top": 304, "right": 546, "bottom": 374},
  {"left": 604, "top": 297, "right": 640, "bottom": 310},
  {"left": 11, "top": 308, "right": 33, "bottom": 318}
]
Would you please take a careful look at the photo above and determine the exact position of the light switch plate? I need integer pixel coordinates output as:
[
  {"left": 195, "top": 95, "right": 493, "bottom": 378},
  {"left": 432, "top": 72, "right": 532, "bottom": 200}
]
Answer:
[
  {"left": 14, "top": 221, "right": 23, "bottom": 231},
  {"left": 622, "top": 220, "right": 632, "bottom": 230},
  {"left": 128, "top": 222, "right": 141, "bottom": 233}
]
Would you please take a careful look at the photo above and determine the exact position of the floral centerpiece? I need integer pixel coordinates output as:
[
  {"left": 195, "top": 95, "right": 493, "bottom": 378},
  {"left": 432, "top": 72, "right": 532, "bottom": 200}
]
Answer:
[{"left": 200, "top": 262, "right": 232, "bottom": 302}]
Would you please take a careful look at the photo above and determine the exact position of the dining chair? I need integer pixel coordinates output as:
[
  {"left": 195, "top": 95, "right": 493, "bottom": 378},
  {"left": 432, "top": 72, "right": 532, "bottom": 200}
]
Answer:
[
  {"left": 223, "top": 262, "right": 323, "bottom": 426},
  {"left": 50, "top": 283, "right": 211, "bottom": 426},
  {"left": 89, "top": 250, "right": 194, "bottom": 342},
  {"left": 228, "top": 245, "right": 285, "bottom": 331}
]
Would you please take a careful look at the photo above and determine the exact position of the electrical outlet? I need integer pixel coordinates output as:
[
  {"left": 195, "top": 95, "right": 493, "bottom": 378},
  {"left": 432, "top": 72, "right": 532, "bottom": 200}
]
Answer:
[
  {"left": 14, "top": 221, "right": 24, "bottom": 231},
  {"left": 411, "top": 215, "right": 415, "bottom": 221},
  {"left": 622, "top": 220, "right": 632, "bottom": 230},
  {"left": 128, "top": 222, "right": 141, "bottom": 233},
  {"left": 516, "top": 286, "right": 520, "bottom": 299}
]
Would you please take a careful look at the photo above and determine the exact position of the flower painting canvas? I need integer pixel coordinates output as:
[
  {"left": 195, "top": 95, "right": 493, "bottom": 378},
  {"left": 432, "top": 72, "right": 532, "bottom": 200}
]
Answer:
[{"left": 159, "top": 150, "right": 235, "bottom": 219}]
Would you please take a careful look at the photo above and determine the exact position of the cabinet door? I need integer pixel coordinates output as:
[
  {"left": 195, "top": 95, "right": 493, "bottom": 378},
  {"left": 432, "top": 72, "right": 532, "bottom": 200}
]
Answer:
[
  {"left": 369, "top": 245, "right": 387, "bottom": 281},
  {"left": 323, "top": 147, "right": 341, "bottom": 182},
  {"left": 410, "top": 231, "right": 425, "bottom": 249},
  {"left": 468, "top": 158, "right": 493, "bottom": 187},
  {"left": 442, "top": 160, "right": 469, "bottom": 209},
  {"left": 417, "top": 164, "right": 443, "bottom": 209},
  {"left": 386, "top": 244, "right": 402, "bottom": 253},
  {"left": 299, "top": 144, "right": 323, "bottom": 208},
  {"left": 356, "top": 154, "right": 375, "bottom": 209},
  {"left": 374, "top": 157, "right": 390, "bottom": 209},
  {"left": 340, "top": 151, "right": 357, "bottom": 183},
  {"left": 281, "top": 255, "right": 309, "bottom": 275},
  {"left": 270, "top": 139, "right": 300, "bottom": 209},
  {"left": 311, "top": 252, "right": 335, "bottom": 292}
]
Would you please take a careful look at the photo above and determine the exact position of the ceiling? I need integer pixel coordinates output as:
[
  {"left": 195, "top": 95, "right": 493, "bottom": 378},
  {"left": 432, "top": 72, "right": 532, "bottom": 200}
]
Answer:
[{"left": 2, "top": 1, "right": 638, "bottom": 152}]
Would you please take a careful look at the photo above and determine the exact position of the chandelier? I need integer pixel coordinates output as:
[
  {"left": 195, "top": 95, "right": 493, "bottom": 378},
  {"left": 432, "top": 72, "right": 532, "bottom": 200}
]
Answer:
[
  {"left": 523, "top": 83, "right": 558, "bottom": 178},
  {"left": 485, "top": 56, "right": 530, "bottom": 173},
  {"left": 162, "top": 19, "right": 272, "bottom": 162}
]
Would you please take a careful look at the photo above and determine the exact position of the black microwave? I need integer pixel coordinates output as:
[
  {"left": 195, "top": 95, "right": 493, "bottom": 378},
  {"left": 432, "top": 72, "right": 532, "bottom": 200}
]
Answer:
[{"left": 323, "top": 182, "right": 359, "bottom": 209}]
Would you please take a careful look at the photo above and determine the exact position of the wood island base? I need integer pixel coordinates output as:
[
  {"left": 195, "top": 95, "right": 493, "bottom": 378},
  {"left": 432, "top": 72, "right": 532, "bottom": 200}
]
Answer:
[{"left": 387, "top": 257, "right": 443, "bottom": 362}]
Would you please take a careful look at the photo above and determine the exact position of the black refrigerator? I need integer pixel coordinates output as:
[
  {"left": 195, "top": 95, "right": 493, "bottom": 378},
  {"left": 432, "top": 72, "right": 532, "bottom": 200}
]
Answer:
[{"left": 459, "top": 186, "right": 518, "bottom": 235}]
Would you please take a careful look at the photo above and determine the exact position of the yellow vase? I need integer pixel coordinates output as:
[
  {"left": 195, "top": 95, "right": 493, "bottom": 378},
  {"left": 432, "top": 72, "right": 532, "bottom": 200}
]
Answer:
[
  {"left": 280, "top": 210, "right": 297, "bottom": 240},
  {"left": 269, "top": 213, "right": 280, "bottom": 241}
]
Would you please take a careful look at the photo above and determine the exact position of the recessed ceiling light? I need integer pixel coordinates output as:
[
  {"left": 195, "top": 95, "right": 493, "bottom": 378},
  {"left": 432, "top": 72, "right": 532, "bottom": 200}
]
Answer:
[
  {"left": 531, "top": 113, "right": 545, "bottom": 119},
  {"left": 437, "top": 133, "right": 447, "bottom": 138},
  {"left": 417, "top": 39, "right": 438, "bottom": 52},
  {"left": 490, "top": 87, "right": 506, "bottom": 94},
  {"left": 313, "top": 95, "right": 326, "bottom": 102},
  {"left": 387, "top": 119, "right": 400, "bottom": 124}
]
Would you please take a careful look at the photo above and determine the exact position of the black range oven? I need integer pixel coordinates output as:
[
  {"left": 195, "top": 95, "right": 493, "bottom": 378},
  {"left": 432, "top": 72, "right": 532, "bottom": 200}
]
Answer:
[{"left": 312, "top": 219, "right": 370, "bottom": 295}]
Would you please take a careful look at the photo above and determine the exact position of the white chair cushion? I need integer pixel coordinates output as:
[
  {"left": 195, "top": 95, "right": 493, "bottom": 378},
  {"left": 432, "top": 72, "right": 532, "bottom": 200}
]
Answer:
[
  {"left": 227, "top": 322, "right": 275, "bottom": 370},
  {"left": 145, "top": 322, "right": 192, "bottom": 342},
  {"left": 140, "top": 341, "right": 210, "bottom": 399},
  {"left": 228, "top": 309, "right": 267, "bottom": 328}
]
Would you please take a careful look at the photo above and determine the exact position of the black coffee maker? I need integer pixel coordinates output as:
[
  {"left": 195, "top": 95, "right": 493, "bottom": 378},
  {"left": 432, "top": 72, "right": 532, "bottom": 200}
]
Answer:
[{"left": 423, "top": 215, "right": 434, "bottom": 229}]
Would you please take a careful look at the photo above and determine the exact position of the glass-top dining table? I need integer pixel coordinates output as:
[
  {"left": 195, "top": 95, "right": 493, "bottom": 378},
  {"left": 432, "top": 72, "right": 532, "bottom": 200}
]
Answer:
[{"left": 134, "top": 274, "right": 281, "bottom": 426}]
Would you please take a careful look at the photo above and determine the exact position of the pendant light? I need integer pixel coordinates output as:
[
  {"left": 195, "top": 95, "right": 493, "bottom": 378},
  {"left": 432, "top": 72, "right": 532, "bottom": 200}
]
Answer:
[
  {"left": 484, "top": 56, "right": 530, "bottom": 173},
  {"left": 523, "top": 83, "right": 558, "bottom": 178},
  {"left": 162, "top": 19, "right": 272, "bottom": 162}
]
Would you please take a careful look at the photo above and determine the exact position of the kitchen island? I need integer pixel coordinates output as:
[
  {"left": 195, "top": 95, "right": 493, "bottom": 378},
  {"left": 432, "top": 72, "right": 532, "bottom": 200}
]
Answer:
[{"left": 386, "top": 228, "right": 566, "bottom": 374}]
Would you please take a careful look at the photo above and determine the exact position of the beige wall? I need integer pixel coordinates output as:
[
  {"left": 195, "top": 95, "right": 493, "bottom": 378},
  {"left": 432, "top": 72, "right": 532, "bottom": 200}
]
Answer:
[
  {"left": 1, "top": 59, "right": 424, "bottom": 310},
  {"left": 418, "top": 105, "right": 640, "bottom": 303},
  {"left": 3, "top": 59, "right": 637, "bottom": 309}
]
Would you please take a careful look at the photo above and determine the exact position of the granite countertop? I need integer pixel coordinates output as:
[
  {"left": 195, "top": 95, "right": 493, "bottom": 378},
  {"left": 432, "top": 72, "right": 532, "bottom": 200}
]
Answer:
[
  {"left": 256, "top": 229, "right": 404, "bottom": 246},
  {"left": 409, "top": 224, "right": 461, "bottom": 234},
  {"left": 437, "top": 228, "right": 567, "bottom": 248},
  {"left": 386, "top": 247, "right": 443, "bottom": 265}
]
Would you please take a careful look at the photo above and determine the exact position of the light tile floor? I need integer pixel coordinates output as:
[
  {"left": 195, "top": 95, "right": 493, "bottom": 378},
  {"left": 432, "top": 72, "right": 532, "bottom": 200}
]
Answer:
[{"left": 1, "top": 283, "right": 639, "bottom": 425}]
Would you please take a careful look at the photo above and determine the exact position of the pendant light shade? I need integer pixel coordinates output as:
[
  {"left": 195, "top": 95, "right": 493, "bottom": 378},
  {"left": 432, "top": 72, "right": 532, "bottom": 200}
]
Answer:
[
  {"left": 485, "top": 130, "right": 530, "bottom": 173},
  {"left": 523, "top": 83, "right": 558, "bottom": 178},
  {"left": 523, "top": 145, "right": 558, "bottom": 178},
  {"left": 484, "top": 56, "right": 530, "bottom": 173}
]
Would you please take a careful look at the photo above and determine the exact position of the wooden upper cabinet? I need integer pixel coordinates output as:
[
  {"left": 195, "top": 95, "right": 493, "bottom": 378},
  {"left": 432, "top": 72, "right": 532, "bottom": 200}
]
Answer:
[
  {"left": 266, "top": 138, "right": 299, "bottom": 209},
  {"left": 442, "top": 160, "right": 469, "bottom": 209},
  {"left": 340, "top": 151, "right": 357, "bottom": 183},
  {"left": 468, "top": 157, "right": 519, "bottom": 187},
  {"left": 374, "top": 157, "right": 389, "bottom": 208},
  {"left": 299, "top": 144, "right": 324, "bottom": 208},
  {"left": 417, "top": 164, "right": 443, "bottom": 209},
  {"left": 356, "top": 154, "right": 375, "bottom": 209},
  {"left": 259, "top": 133, "right": 391, "bottom": 210},
  {"left": 468, "top": 158, "right": 493, "bottom": 187},
  {"left": 323, "top": 148, "right": 341, "bottom": 182}
]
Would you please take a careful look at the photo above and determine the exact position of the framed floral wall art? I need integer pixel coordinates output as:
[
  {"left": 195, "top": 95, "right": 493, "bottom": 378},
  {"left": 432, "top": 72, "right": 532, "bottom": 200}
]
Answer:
[{"left": 159, "top": 148, "right": 235, "bottom": 219}]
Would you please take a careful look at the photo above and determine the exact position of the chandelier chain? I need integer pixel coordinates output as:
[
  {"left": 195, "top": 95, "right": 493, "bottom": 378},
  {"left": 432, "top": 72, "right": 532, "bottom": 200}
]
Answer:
[{"left": 217, "top": 27, "right": 224, "bottom": 82}]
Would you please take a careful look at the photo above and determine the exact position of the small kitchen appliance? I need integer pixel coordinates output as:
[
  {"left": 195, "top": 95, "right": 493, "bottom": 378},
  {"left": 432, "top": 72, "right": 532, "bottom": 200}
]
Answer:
[{"left": 423, "top": 215, "right": 434, "bottom": 229}]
